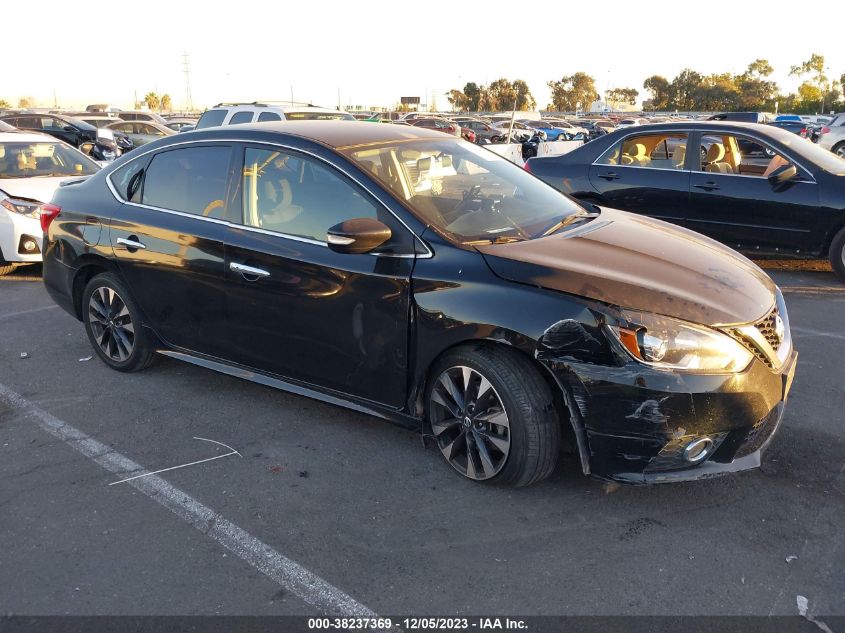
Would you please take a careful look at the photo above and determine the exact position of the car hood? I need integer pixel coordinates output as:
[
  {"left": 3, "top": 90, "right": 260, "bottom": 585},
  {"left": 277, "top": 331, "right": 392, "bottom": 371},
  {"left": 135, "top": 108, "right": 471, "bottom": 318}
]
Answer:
[
  {"left": 476, "top": 208, "right": 776, "bottom": 326},
  {"left": 0, "top": 176, "right": 77, "bottom": 204}
]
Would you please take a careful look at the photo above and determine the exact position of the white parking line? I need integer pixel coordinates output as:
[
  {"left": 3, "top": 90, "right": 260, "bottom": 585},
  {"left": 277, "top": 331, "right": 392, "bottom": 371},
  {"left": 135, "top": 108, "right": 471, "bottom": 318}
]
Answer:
[
  {"left": 791, "top": 326, "right": 845, "bottom": 341},
  {"left": 0, "top": 383, "right": 376, "bottom": 617},
  {"left": 0, "top": 304, "right": 59, "bottom": 320}
]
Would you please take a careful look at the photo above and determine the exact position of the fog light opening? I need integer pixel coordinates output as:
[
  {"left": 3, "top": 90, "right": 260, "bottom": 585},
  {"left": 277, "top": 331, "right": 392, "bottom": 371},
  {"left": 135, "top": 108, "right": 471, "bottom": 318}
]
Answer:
[{"left": 683, "top": 437, "right": 715, "bottom": 463}]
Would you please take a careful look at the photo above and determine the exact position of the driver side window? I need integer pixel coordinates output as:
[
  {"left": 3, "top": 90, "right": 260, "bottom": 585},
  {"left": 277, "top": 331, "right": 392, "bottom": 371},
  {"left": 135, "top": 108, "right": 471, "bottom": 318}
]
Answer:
[{"left": 241, "top": 147, "right": 379, "bottom": 243}]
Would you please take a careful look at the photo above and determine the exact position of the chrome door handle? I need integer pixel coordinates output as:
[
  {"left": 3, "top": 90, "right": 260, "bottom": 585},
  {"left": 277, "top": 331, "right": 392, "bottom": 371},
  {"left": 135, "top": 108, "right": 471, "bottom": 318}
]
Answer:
[
  {"left": 116, "top": 237, "right": 146, "bottom": 250},
  {"left": 230, "top": 262, "right": 270, "bottom": 278},
  {"left": 597, "top": 172, "right": 620, "bottom": 180},
  {"left": 693, "top": 182, "right": 720, "bottom": 191}
]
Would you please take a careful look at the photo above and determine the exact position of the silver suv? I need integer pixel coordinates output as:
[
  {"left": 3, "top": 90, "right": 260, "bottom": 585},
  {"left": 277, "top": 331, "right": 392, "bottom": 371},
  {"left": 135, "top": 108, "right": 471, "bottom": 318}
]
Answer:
[
  {"left": 818, "top": 112, "right": 845, "bottom": 158},
  {"left": 195, "top": 102, "right": 355, "bottom": 130}
]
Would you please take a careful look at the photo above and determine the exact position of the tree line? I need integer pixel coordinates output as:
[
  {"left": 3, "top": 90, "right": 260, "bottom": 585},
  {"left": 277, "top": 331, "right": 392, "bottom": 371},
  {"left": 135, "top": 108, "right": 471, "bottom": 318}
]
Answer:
[
  {"left": 445, "top": 55, "right": 844, "bottom": 114},
  {"left": 0, "top": 91, "right": 175, "bottom": 112}
]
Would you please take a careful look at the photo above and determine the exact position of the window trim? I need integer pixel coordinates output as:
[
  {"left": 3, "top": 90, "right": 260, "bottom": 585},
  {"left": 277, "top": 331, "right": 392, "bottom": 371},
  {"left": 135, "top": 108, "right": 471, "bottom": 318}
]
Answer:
[{"left": 105, "top": 138, "right": 432, "bottom": 259}]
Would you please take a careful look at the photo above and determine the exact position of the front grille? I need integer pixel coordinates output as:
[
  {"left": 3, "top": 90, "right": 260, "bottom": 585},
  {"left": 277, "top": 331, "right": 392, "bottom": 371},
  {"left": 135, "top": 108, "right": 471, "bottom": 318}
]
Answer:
[
  {"left": 755, "top": 308, "right": 782, "bottom": 352},
  {"left": 732, "top": 330, "right": 773, "bottom": 368},
  {"left": 728, "top": 306, "right": 784, "bottom": 369}
]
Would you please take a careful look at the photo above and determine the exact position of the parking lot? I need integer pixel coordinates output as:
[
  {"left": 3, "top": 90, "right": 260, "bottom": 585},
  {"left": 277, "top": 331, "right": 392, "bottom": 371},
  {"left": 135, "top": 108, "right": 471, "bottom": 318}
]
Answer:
[{"left": 1, "top": 264, "right": 843, "bottom": 618}]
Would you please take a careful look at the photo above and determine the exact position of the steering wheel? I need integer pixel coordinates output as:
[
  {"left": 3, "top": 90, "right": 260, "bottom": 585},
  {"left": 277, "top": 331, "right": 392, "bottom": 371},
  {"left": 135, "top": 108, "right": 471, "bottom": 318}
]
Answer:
[{"left": 203, "top": 199, "right": 224, "bottom": 217}]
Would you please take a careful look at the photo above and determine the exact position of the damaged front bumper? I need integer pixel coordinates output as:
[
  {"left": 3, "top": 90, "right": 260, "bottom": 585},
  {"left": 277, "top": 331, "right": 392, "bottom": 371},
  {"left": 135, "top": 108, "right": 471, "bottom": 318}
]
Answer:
[{"left": 542, "top": 349, "right": 798, "bottom": 484}]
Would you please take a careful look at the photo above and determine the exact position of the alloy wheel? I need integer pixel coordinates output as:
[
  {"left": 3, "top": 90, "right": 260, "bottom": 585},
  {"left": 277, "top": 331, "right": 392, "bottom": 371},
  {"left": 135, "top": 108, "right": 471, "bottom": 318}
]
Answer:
[
  {"left": 429, "top": 365, "right": 510, "bottom": 480},
  {"left": 88, "top": 286, "right": 135, "bottom": 362},
  {"left": 836, "top": 145, "right": 845, "bottom": 158}
]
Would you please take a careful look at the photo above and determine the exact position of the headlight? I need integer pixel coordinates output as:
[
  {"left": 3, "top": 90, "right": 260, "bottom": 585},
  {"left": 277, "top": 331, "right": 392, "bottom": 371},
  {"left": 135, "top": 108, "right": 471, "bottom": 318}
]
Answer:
[
  {"left": 0, "top": 193, "right": 42, "bottom": 219},
  {"left": 608, "top": 310, "right": 754, "bottom": 373}
]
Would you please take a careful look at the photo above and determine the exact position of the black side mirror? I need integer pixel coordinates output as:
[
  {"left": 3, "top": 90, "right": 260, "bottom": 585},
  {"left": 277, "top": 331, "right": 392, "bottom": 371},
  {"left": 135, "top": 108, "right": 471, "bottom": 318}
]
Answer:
[
  {"left": 79, "top": 142, "right": 94, "bottom": 156},
  {"left": 327, "top": 218, "right": 392, "bottom": 254},
  {"left": 64, "top": 125, "right": 76, "bottom": 132},
  {"left": 768, "top": 163, "right": 798, "bottom": 187}
]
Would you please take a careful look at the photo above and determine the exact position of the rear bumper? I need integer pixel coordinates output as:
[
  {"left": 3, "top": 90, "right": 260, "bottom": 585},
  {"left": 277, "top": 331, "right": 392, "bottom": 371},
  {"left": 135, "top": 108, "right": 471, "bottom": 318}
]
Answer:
[
  {"left": 42, "top": 240, "right": 79, "bottom": 319},
  {"left": 543, "top": 349, "right": 797, "bottom": 484}
]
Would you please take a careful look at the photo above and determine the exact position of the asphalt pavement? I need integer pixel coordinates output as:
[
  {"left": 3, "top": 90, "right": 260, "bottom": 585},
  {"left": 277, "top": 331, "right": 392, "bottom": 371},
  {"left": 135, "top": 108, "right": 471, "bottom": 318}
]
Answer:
[{"left": 1, "top": 264, "right": 842, "bottom": 618}]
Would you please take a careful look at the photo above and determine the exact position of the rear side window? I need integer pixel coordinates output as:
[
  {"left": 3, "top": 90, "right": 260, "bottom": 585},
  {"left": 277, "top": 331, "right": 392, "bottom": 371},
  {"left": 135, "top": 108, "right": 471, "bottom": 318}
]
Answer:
[
  {"left": 257, "top": 112, "right": 282, "bottom": 122},
  {"left": 229, "top": 111, "right": 254, "bottom": 125},
  {"left": 599, "top": 133, "right": 689, "bottom": 169},
  {"left": 142, "top": 146, "right": 232, "bottom": 218},
  {"left": 195, "top": 109, "right": 228, "bottom": 130}
]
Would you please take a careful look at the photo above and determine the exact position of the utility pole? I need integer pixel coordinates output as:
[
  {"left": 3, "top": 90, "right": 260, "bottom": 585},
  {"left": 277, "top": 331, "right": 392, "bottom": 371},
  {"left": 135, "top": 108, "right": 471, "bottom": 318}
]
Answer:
[{"left": 182, "top": 52, "right": 193, "bottom": 113}]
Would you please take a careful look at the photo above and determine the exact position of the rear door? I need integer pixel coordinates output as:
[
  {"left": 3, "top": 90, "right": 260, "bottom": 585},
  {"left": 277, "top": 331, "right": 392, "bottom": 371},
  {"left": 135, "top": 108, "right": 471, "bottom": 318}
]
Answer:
[
  {"left": 109, "top": 143, "right": 237, "bottom": 356},
  {"left": 587, "top": 130, "right": 692, "bottom": 219},
  {"left": 221, "top": 143, "right": 417, "bottom": 406}
]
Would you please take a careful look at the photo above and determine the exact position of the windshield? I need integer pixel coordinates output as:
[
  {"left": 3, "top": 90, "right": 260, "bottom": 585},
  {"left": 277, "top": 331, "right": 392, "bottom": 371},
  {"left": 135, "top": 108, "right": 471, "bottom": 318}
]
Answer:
[
  {"left": 284, "top": 111, "right": 356, "bottom": 121},
  {"left": 0, "top": 141, "right": 100, "bottom": 179},
  {"left": 766, "top": 126, "right": 845, "bottom": 176},
  {"left": 341, "top": 138, "right": 586, "bottom": 244}
]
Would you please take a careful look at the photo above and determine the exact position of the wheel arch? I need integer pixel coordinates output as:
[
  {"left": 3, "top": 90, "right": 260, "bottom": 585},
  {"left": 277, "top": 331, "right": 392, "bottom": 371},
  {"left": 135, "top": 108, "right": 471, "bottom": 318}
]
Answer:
[
  {"left": 411, "top": 337, "right": 590, "bottom": 475},
  {"left": 821, "top": 216, "right": 845, "bottom": 258},
  {"left": 70, "top": 255, "right": 123, "bottom": 320}
]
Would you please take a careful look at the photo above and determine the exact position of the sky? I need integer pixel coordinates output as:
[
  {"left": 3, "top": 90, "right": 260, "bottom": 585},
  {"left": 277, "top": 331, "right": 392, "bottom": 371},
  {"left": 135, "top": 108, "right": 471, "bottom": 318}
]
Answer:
[{"left": 2, "top": 0, "right": 840, "bottom": 112}]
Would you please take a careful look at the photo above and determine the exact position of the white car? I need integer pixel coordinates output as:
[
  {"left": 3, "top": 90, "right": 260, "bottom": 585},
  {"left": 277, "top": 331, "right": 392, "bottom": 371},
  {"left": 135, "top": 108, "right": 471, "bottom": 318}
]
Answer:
[
  {"left": 818, "top": 112, "right": 845, "bottom": 158},
  {"left": 615, "top": 117, "right": 649, "bottom": 129},
  {"left": 0, "top": 131, "right": 100, "bottom": 275},
  {"left": 194, "top": 102, "right": 356, "bottom": 130}
]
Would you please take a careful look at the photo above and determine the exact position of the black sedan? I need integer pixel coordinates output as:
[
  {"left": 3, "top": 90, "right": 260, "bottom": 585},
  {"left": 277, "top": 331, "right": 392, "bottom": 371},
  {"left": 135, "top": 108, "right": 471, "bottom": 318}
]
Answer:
[
  {"left": 526, "top": 121, "right": 845, "bottom": 280},
  {"left": 0, "top": 112, "right": 120, "bottom": 161},
  {"left": 42, "top": 122, "right": 796, "bottom": 486}
]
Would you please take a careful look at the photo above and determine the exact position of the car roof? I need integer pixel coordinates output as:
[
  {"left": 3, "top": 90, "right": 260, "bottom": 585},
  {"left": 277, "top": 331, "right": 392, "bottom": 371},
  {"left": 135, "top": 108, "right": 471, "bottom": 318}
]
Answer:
[
  {"left": 175, "top": 120, "right": 453, "bottom": 149},
  {"left": 611, "top": 121, "right": 776, "bottom": 133}
]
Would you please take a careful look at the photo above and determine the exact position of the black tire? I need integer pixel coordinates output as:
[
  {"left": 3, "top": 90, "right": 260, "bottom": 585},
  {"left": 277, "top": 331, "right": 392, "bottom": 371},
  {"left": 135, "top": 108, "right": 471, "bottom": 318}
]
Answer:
[
  {"left": 0, "top": 263, "right": 18, "bottom": 276},
  {"left": 833, "top": 142, "right": 845, "bottom": 159},
  {"left": 830, "top": 226, "right": 845, "bottom": 283},
  {"left": 82, "top": 272, "right": 156, "bottom": 372},
  {"left": 426, "top": 345, "right": 559, "bottom": 487}
]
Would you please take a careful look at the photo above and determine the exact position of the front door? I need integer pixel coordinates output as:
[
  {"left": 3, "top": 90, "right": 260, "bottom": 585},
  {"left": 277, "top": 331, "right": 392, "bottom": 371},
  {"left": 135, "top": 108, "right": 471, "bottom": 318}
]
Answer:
[
  {"left": 222, "top": 144, "right": 416, "bottom": 407},
  {"left": 109, "top": 143, "right": 237, "bottom": 356},
  {"left": 685, "top": 132, "right": 820, "bottom": 253},
  {"left": 588, "top": 130, "right": 691, "bottom": 220}
]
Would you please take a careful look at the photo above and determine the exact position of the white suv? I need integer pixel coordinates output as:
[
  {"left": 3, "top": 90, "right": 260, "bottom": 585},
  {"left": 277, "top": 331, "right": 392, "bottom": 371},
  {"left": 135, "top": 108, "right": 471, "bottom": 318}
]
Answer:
[
  {"left": 194, "top": 102, "right": 355, "bottom": 129},
  {"left": 818, "top": 113, "right": 845, "bottom": 158}
]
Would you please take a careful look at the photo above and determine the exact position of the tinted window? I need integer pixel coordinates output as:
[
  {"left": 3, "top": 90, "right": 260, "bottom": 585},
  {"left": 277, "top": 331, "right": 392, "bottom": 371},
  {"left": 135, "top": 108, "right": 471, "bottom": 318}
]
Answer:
[
  {"left": 195, "top": 109, "right": 228, "bottom": 129},
  {"left": 257, "top": 112, "right": 282, "bottom": 122},
  {"left": 241, "top": 147, "right": 378, "bottom": 242},
  {"left": 229, "top": 111, "right": 253, "bottom": 124},
  {"left": 142, "top": 146, "right": 232, "bottom": 217}
]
